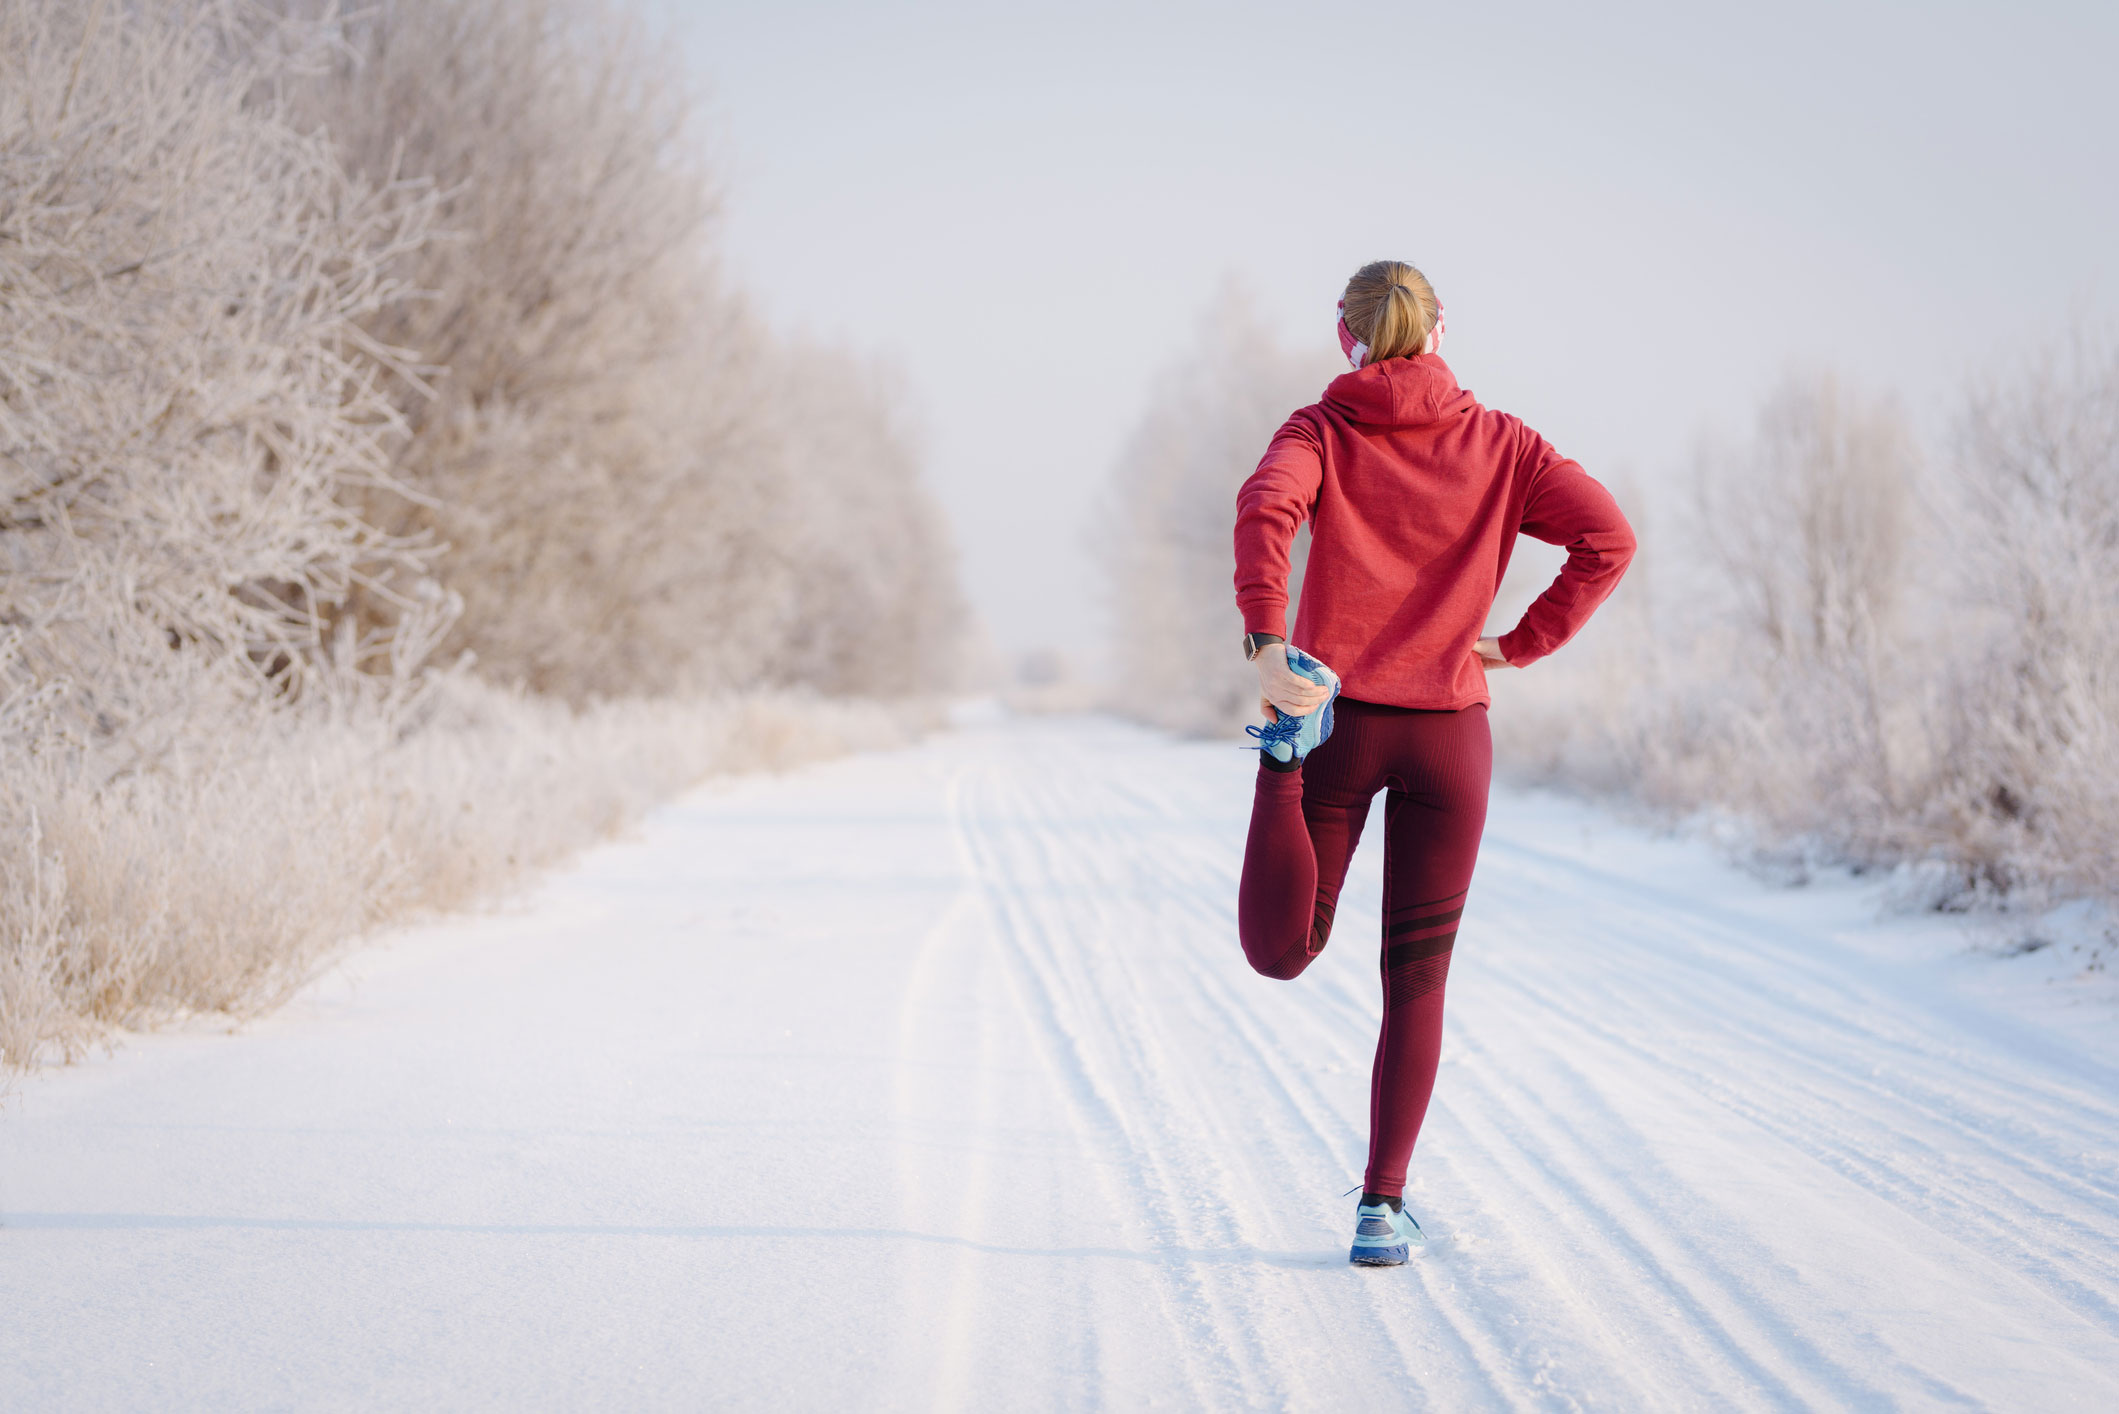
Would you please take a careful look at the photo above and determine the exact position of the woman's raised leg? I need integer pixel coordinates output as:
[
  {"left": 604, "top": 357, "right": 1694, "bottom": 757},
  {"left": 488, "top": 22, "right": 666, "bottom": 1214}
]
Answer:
[{"left": 1237, "top": 708, "right": 1376, "bottom": 981}]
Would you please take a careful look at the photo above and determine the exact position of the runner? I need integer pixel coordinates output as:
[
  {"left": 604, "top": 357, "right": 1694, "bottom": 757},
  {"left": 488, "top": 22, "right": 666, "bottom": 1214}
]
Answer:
[{"left": 1233, "top": 259, "right": 1637, "bottom": 1265}]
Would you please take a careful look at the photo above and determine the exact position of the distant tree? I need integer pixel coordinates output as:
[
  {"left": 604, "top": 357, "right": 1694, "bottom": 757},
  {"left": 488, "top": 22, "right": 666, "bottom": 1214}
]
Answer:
[{"left": 1100, "top": 291, "right": 1338, "bottom": 735}]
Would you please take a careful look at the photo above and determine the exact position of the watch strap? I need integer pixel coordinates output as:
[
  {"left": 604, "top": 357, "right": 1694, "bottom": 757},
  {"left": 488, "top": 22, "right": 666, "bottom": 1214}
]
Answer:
[{"left": 1243, "top": 632, "right": 1285, "bottom": 661}]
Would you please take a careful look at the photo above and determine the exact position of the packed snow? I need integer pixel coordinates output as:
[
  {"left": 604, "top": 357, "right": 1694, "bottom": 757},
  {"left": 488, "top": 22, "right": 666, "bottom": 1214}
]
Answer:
[{"left": 4, "top": 711, "right": 2117, "bottom": 1410}]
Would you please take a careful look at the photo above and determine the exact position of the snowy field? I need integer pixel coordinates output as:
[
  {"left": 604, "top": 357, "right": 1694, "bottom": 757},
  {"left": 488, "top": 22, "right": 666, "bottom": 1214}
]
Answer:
[{"left": 4, "top": 711, "right": 2118, "bottom": 1411}]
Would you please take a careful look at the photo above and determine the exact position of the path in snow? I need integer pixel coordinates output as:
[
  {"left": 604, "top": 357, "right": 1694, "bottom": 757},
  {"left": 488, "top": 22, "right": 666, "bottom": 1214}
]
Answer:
[{"left": 4, "top": 712, "right": 2118, "bottom": 1410}]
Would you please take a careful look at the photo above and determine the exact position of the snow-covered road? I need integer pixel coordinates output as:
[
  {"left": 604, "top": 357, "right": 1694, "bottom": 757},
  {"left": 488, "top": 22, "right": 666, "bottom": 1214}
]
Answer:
[{"left": 6, "top": 712, "right": 2119, "bottom": 1410}]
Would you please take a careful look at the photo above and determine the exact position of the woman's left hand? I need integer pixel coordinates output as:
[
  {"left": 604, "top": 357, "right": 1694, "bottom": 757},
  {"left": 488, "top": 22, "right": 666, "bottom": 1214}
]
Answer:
[
  {"left": 1254, "top": 642, "right": 1332, "bottom": 719},
  {"left": 1475, "top": 637, "right": 1511, "bottom": 668}
]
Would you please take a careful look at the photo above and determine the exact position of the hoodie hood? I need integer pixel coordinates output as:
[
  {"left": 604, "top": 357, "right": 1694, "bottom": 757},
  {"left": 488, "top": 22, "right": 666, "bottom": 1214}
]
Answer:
[{"left": 1321, "top": 355, "right": 1475, "bottom": 429}]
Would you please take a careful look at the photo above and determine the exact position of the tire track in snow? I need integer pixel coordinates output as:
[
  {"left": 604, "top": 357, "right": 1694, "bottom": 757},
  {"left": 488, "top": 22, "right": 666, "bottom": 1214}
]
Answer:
[
  {"left": 946, "top": 754, "right": 1255, "bottom": 1406},
  {"left": 1439, "top": 1020, "right": 1890, "bottom": 1408},
  {"left": 1484, "top": 835, "right": 2119, "bottom": 1146},
  {"left": 886, "top": 767, "right": 1000, "bottom": 1409},
  {"left": 1484, "top": 943, "right": 2119, "bottom": 1338},
  {"left": 1475, "top": 836, "right": 2119, "bottom": 1336}
]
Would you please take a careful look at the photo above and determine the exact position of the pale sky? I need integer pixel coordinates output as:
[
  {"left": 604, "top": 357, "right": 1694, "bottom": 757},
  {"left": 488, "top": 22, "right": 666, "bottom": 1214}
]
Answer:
[{"left": 641, "top": 0, "right": 2116, "bottom": 661}]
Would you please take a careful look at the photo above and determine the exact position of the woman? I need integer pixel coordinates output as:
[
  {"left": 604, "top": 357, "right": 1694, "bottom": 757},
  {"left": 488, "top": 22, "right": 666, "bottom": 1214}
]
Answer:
[{"left": 1232, "top": 260, "right": 1636, "bottom": 1266}]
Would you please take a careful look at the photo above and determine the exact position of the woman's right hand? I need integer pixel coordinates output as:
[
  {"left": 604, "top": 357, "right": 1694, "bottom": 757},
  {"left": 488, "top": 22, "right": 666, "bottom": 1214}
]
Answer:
[{"left": 1255, "top": 643, "right": 1331, "bottom": 720}]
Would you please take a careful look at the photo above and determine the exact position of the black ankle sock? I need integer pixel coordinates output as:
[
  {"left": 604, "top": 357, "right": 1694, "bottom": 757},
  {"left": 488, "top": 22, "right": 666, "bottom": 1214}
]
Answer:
[
  {"left": 1259, "top": 751, "right": 1302, "bottom": 774},
  {"left": 1360, "top": 1191, "right": 1402, "bottom": 1212}
]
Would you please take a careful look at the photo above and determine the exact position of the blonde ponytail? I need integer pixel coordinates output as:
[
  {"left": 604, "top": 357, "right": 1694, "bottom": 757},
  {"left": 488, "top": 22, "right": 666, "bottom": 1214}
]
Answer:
[{"left": 1342, "top": 261, "right": 1436, "bottom": 364}]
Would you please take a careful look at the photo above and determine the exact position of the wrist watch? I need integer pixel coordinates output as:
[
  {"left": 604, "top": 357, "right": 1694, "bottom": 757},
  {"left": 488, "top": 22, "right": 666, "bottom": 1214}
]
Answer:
[{"left": 1242, "top": 632, "right": 1285, "bottom": 661}]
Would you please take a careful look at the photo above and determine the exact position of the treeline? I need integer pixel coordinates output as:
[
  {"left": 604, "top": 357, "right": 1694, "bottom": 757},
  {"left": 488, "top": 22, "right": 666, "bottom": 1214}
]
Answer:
[
  {"left": 1104, "top": 293, "right": 2118, "bottom": 912},
  {"left": 1498, "top": 348, "right": 2119, "bottom": 911},
  {"left": 0, "top": 0, "right": 962, "bottom": 1068}
]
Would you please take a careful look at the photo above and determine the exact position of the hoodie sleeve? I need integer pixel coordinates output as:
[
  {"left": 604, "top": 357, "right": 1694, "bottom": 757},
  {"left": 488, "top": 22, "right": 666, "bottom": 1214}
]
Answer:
[
  {"left": 1233, "top": 411, "right": 1325, "bottom": 639},
  {"left": 1495, "top": 428, "right": 1637, "bottom": 668}
]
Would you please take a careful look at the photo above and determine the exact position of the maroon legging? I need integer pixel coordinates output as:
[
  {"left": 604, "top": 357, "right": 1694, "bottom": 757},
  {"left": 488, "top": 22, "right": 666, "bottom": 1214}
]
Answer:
[{"left": 1237, "top": 698, "right": 1492, "bottom": 1198}]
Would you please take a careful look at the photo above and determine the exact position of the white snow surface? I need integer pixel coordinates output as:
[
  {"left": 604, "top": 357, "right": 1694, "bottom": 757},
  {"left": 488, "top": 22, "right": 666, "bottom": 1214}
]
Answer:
[{"left": 5, "top": 711, "right": 2119, "bottom": 1410}]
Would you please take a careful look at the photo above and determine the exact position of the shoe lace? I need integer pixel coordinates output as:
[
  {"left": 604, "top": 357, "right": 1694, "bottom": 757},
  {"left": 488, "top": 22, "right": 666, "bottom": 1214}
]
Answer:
[{"left": 1245, "top": 714, "right": 1303, "bottom": 751}]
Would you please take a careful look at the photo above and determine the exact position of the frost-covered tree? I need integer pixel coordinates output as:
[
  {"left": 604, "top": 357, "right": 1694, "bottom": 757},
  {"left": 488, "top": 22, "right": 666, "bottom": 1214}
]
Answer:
[
  {"left": 0, "top": 0, "right": 445, "bottom": 778},
  {"left": 1928, "top": 337, "right": 2119, "bottom": 895},
  {"left": 284, "top": 0, "right": 964, "bottom": 699},
  {"left": 1101, "top": 292, "right": 1339, "bottom": 735}
]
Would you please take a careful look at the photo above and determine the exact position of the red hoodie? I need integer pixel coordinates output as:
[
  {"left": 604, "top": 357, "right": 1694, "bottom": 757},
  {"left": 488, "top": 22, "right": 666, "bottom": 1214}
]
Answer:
[{"left": 1233, "top": 354, "right": 1635, "bottom": 710}]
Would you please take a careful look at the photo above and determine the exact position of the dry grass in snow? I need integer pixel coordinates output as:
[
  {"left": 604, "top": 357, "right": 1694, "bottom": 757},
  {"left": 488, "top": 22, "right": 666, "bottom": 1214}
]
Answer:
[{"left": 0, "top": 678, "right": 936, "bottom": 1074}]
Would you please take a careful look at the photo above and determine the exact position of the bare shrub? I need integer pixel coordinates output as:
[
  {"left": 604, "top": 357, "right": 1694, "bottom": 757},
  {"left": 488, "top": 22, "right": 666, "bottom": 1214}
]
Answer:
[
  {"left": 0, "top": 0, "right": 447, "bottom": 779},
  {"left": 1688, "top": 375, "right": 1923, "bottom": 842},
  {"left": 1099, "top": 291, "right": 1339, "bottom": 735},
  {"left": 1919, "top": 335, "right": 2119, "bottom": 898},
  {"left": 1707, "top": 376, "right": 1915, "bottom": 662}
]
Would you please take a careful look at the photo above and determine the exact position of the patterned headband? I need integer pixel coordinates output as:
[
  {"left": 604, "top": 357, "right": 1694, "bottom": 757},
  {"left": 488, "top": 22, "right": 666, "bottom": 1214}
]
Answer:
[{"left": 1336, "top": 292, "right": 1446, "bottom": 369}]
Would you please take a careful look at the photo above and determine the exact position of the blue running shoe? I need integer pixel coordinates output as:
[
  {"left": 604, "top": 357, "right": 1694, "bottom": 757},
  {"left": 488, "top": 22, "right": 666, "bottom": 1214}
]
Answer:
[
  {"left": 1245, "top": 645, "right": 1341, "bottom": 766},
  {"left": 1349, "top": 1200, "right": 1425, "bottom": 1266}
]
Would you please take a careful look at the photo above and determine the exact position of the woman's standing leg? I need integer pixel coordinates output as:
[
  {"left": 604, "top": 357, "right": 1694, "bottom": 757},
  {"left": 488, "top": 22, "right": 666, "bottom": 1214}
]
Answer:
[
  {"left": 1363, "top": 704, "right": 1492, "bottom": 1199},
  {"left": 1237, "top": 704, "right": 1380, "bottom": 981}
]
